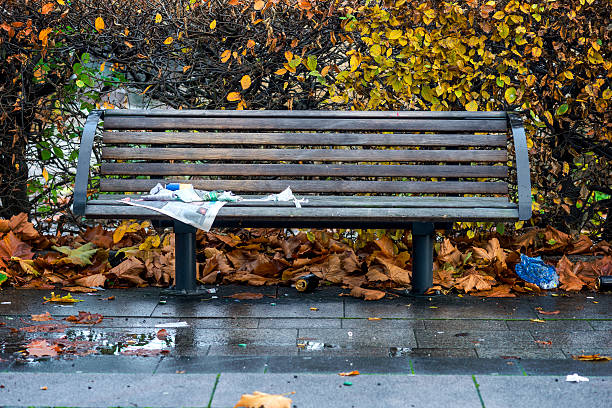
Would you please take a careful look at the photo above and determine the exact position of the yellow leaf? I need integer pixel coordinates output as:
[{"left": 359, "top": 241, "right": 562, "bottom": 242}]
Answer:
[
  {"left": 350, "top": 54, "right": 360, "bottom": 72},
  {"left": 370, "top": 44, "right": 381, "bottom": 57},
  {"left": 467, "top": 230, "right": 475, "bottom": 239},
  {"left": 563, "top": 162, "right": 570, "bottom": 175},
  {"left": 113, "top": 224, "right": 128, "bottom": 243},
  {"left": 164, "top": 37, "right": 174, "bottom": 45},
  {"left": 38, "top": 27, "right": 52, "bottom": 43},
  {"left": 388, "top": 30, "right": 402, "bottom": 40},
  {"left": 183, "top": 65, "right": 191, "bottom": 73},
  {"left": 531, "top": 47, "right": 542, "bottom": 58},
  {"left": 465, "top": 100, "right": 478, "bottom": 111},
  {"left": 330, "top": 95, "right": 344, "bottom": 103},
  {"left": 209, "top": 20, "right": 217, "bottom": 30},
  {"left": 504, "top": 87, "right": 517, "bottom": 103},
  {"left": 321, "top": 65, "right": 330, "bottom": 76},
  {"left": 237, "top": 100, "right": 247, "bottom": 110},
  {"left": 227, "top": 92, "right": 241, "bottom": 102},
  {"left": 43, "top": 292, "right": 84, "bottom": 304},
  {"left": 275, "top": 68, "right": 287, "bottom": 75},
  {"left": 220, "top": 49, "right": 231, "bottom": 63},
  {"left": 564, "top": 71, "right": 574, "bottom": 80},
  {"left": 254, "top": 0, "right": 265, "bottom": 11},
  {"left": 42, "top": 168, "right": 49, "bottom": 182},
  {"left": 234, "top": 391, "right": 292, "bottom": 408},
  {"left": 240, "top": 75, "right": 252, "bottom": 90},
  {"left": 246, "top": 39, "right": 256, "bottom": 49},
  {"left": 41, "top": 3, "right": 55, "bottom": 14},
  {"left": 284, "top": 51, "right": 293, "bottom": 62},
  {"left": 493, "top": 10, "right": 505, "bottom": 19},
  {"left": 57, "top": 0, "right": 65, "bottom": 5},
  {"left": 95, "top": 16, "right": 105, "bottom": 32},
  {"left": 155, "top": 13, "right": 162, "bottom": 23},
  {"left": 514, "top": 221, "right": 524, "bottom": 230}
]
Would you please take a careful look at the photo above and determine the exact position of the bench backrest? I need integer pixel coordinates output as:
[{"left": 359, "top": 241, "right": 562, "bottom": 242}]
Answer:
[{"left": 74, "top": 109, "right": 530, "bottom": 219}]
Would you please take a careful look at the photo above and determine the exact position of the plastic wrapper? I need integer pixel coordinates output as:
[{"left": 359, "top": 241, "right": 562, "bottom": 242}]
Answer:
[{"left": 514, "top": 254, "right": 559, "bottom": 289}]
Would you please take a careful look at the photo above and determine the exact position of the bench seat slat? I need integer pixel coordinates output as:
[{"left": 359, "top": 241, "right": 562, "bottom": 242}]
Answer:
[
  {"left": 104, "top": 109, "right": 508, "bottom": 119},
  {"left": 100, "top": 163, "right": 509, "bottom": 178},
  {"left": 84, "top": 205, "right": 520, "bottom": 223},
  {"left": 103, "top": 132, "right": 508, "bottom": 147},
  {"left": 89, "top": 196, "right": 518, "bottom": 209},
  {"left": 101, "top": 147, "right": 507, "bottom": 162},
  {"left": 103, "top": 117, "right": 507, "bottom": 132},
  {"left": 100, "top": 179, "right": 508, "bottom": 194}
]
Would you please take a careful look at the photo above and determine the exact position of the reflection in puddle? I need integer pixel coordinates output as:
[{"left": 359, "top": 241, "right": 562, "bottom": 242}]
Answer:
[
  {"left": 63, "top": 329, "right": 175, "bottom": 355},
  {"left": 389, "top": 347, "right": 412, "bottom": 357}
]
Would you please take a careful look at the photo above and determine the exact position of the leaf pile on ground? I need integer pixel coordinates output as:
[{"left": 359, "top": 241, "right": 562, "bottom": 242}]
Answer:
[{"left": 0, "top": 214, "right": 610, "bottom": 299}]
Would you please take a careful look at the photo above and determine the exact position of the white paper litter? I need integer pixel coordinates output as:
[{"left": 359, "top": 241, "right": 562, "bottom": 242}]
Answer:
[
  {"left": 155, "top": 322, "right": 189, "bottom": 328},
  {"left": 566, "top": 373, "right": 589, "bottom": 382},
  {"left": 243, "top": 186, "right": 307, "bottom": 208},
  {"left": 1, "top": 301, "right": 11, "bottom": 305}
]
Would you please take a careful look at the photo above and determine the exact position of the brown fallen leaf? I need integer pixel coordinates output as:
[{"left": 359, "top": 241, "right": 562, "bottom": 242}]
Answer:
[
  {"left": 350, "top": 286, "right": 386, "bottom": 300},
  {"left": 535, "top": 340, "right": 552, "bottom": 345},
  {"left": 368, "top": 317, "right": 381, "bottom": 321},
  {"left": 26, "top": 339, "right": 60, "bottom": 357},
  {"left": 339, "top": 370, "right": 360, "bottom": 376},
  {"left": 101, "top": 296, "right": 115, "bottom": 301},
  {"left": 62, "top": 286, "right": 98, "bottom": 293},
  {"left": 224, "top": 292, "right": 264, "bottom": 300},
  {"left": 66, "top": 311, "right": 104, "bottom": 325},
  {"left": 234, "top": 391, "right": 293, "bottom": 408},
  {"left": 73, "top": 273, "right": 107, "bottom": 288},
  {"left": 571, "top": 354, "right": 611, "bottom": 362},
  {"left": 20, "top": 323, "right": 68, "bottom": 333},
  {"left": 537, "top": 310, "right": 560, "bottom": 315},
  {"left": 31, "top": 312, "right": 53, "bottom": 321}
]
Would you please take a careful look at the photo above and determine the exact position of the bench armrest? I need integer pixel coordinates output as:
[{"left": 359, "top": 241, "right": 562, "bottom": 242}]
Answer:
[
  {"left": 508, "top": 113, "right": 532, "bottom": 220},
  {"left": 73, "top": 110, "right": 103, "bottom": 216}
]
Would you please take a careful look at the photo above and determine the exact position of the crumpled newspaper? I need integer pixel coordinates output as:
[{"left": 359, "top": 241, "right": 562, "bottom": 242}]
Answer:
[
  {"left": 244, "top": 186, "right": 307, "bottom": 208},
  {"left": 514, "top": 254, "right": 559, "bottom": 290}
]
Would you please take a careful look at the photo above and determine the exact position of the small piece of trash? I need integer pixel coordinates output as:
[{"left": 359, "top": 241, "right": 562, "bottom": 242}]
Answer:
[
  {"left": 586, "top": 296, "right": 594, "bottom": 299},
  {"left": 1, "top": 302, "right": 11, "bottom": 305},
  {"left": 437, "top": 331, "right": 445, "bottom": 334},
  {"left": 211, "top": 296, "right": 218, "bottom": 299},
  {"left": 347, "top": 331, "right": 353, "bottom": 337},
  {"left": 530, "top": 319, "right": 546, "bottom": 323},
  {"left": 58, "top": 305, "right": 74, "bottom": 308},
  {"left": 270, "top": 303, "right": 276, "bottom": 306},
  {"left": 205, "top": 288, "right": 217, "bottom": 294},
  {"left": 40, "top": 386, "right": 47, "bottom": 390},
  {"left": 155, "top": 322, "right": 189, "bottom": 328},
  {"left": 238, "top": 344, "right": 247, "bottom": 348},
  {"left": 343, "top": 381, "right": 353, "bottom": 386},
  {"left": 310, "top": 307, "right": 319, "bottom": 311},
  {"left": 158, "top": 300, "right": 167, "bottom": 305},
  {"left": 566, "top": 373, "right": 589, "bottom": 382},
  {"left": 368, "top": 318, "right": 381, "bottom": 321},
  {"left": 429, "top": 306, "right": 438, "bottom": 309}
]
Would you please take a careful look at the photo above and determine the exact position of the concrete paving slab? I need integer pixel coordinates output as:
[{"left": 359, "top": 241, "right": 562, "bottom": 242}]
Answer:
[
  {"left": 344, "top": 295, "right": 539, "bottom": 319},
  {"left": 476, "top": 375, "right": 611, "bottom": 408},
  {"left": 298, "top": 328, "right": 417, "bottom": 348},
  {"left": 194, "top": 328, "right": 298, "bottom": 345},
  {"left": 506, "top": 319, "right": 593, "bottom": 331},
  {"left": 0, "top": 288, "right": 160, "bottom": 317},
  {"left": 411, "top": 357, "right": 522, "bottom": 375},
  {"left": 212, "top": 373, "right": 482, "bottom": 408},
  {"left": 589, "top": 320, "right": 612, "bottom": 330},
  {"left": 96, "top": 316, "right": 259, "bottom": 329},
  {"left": 265, "top": 356, "right": 413, "bottom": 374},
  {"left": 406, "top": 348, "right": 478, "bottom": 358},
  {"left": 530, "top": 330, "right": 612, "bottom": 348},
  {"left": 475, "top": 347, "right": 567, "bottom": 359},
  {"left": 340, "top": 318, "right": 425, "bottom": 329},
  {"left": 298, "top": 346, "right": 393, "bottom": 357},
  {"left": 519, "top": 358, "right": 612, "bottom": 376},
  {"left": 258, "top": 317, "right": 341, "bottom": 328},
  {"left": 156, "top": 355, "right": 267, "bottom": 373},
  {"left": 0, "top": 372, "right": 218, "bottom": 407},
  {"left": 525, "top": 295, "right": 612, "bottom": 319},
  {"left": 414, "top": 329, "right": 533, "bottom": 348},
  {"left": 209, "top": 345, "right": 299, "bottom": 356},
  {"left": 423, "top": 319, "right": 509, "bottom": 331},
  {"left": 8, "top": 354, "right": 161, "bottom": 374}
]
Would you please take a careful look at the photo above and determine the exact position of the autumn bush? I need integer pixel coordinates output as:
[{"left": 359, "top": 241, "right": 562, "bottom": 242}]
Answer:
[{"left": 0, "top": 0, "right": 610, "bottom": 240}]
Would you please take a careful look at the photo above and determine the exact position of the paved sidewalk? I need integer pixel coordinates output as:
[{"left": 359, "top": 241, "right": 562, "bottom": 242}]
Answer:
[{"left": 0, "top": 286, "right": 611, "bottom": 407}]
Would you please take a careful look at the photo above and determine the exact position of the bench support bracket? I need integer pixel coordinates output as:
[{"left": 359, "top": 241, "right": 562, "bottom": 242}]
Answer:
[
  {"left": 174, "top": 221, "right": 197, "bottom": 292},
  {"left": 411, "top": 222, "right": 434, "bottom": 294}
]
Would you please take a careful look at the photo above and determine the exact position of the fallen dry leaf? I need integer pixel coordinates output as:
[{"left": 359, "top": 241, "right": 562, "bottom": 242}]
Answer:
[
  {"left": 571, "top": 354, "right": 611, "bottom": 362},
  {"left": 339, "top": 370, "right": 360, "bottom": 376},
  {"left": 225, "top": 292, "right": 264, "bottom": 300},
  {"left": 66, "top": 311, "right": 104, "bottom": 324},
  {"left": 43, "top": 292, "right": 84, "bottom": 303},
  {"left": 31, "top": 312, "right": 53, "bottom": 321},
  {"left": 157, "top": 329, "right": 168, "bottom": 340},
  {"left": 26, "top": 339, "right": 60, "bottom": 357},
  {"left": 234, "top": 391, "right": 293, "bottom": 408},
  {"left": 20, "top": 323, "right": 68, "bottom": 333},
  {"left": 62, "top": 286, "right": 98, "bottom": 293},
  {"left": 537, "top": 310, "right": 560, "bottom": 315},
  {"left": 350, "top": 286, "right": 385, "bottom": 300},
  {"left": 535, "top": 340, "right": 552, "bottom": 345},
  {"left": 455, "top": 271, "right": 495, "bottom": 293}
]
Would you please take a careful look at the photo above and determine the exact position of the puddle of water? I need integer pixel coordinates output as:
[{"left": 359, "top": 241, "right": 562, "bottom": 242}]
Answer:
[
  {"left": 63, "top": 329, "right": 175, "bottom": 355},
  {"left": 389, "top": 347, "right": 412, "bottom": 357}
]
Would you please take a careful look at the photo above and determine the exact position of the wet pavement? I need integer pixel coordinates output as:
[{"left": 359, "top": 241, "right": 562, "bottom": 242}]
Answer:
[{"left": 0, "top": 286, "right": 611, "bottom": 407}]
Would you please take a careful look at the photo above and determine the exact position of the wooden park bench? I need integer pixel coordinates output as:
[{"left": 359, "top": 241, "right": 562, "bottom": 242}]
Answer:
[{"left": 73, "top": 110, "right": 531, "bottom": 294}]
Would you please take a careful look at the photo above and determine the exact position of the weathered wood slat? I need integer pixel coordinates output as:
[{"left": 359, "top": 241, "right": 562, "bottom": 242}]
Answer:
[
  {"left": 100, "top": 163, "right": 509, "bottom": 178},
  {"left": 104, "top": 109, "right": 508, "bottom": 119},
  {"left": 103, "top": 117, "right": 507, "bottom": 132},
  {"left": 89, "top": 196, "right": 517, "bottom": 209},
  {"left": 85, "top": 205, "right": 520, "bottom": 223},
  {"left": 103, "top": 132, "right": 508, "bottom": 147},
  {"left": 100, "top": 179, "right": 508, "bottom": 194},
  {"left": 101, "top": 147, "right": 507, "bottom": 162}
]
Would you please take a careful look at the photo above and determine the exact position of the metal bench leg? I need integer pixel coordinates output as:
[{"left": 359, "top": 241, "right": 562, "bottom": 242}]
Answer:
[
  {"left": 174, "top": 221, "right": 197, "bottom": 292},
  {"left": 411, "top": 222, "right": 434, "bottom": 294}
]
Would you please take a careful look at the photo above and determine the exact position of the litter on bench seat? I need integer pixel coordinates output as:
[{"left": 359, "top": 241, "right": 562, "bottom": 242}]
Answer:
[{"left": 120, "top": 185, "right": 304, "bottom": 231}]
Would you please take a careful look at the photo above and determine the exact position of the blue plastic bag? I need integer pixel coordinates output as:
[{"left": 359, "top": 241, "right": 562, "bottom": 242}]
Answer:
[{"left": 515, "top": 254, "right": 559, "bottom": 289}]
